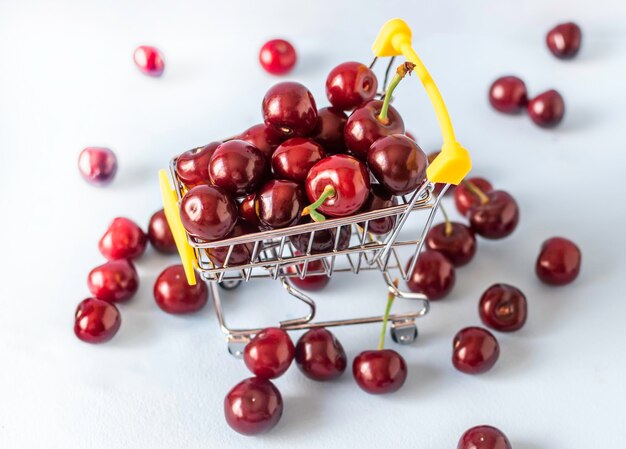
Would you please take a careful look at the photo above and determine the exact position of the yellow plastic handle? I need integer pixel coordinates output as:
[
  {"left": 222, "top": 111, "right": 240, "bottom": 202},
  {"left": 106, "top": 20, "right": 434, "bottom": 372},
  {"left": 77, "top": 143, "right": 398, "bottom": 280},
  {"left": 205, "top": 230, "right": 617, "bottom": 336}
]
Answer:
[
  {"left": 372, "top": 18, "right": 471, "bottom": 185},
  {"left": 159, "top": 170, "right": 197, "bottom": 285}
]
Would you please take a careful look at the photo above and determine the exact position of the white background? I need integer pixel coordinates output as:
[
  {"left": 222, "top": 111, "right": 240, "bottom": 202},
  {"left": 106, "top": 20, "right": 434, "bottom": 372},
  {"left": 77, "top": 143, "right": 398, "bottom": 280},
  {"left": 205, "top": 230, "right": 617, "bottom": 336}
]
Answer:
[{"left": 1, "top": 1, "right": 626, "bottom": 448}]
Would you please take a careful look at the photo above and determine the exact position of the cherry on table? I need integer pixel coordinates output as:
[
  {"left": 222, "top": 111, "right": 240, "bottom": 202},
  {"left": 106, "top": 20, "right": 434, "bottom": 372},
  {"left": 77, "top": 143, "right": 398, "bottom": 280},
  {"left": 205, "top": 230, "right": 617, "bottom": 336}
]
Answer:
[
  {"left": 547, "top": 22, "right": 582, "bottom": 59},
  {"left": 133, "top": 45, "right": 164, "bottom": 77},
  {"left": 352, "top": 349, "right": 407, "bottom": 394},
  {"left": 286, "top": 258, "right": 330, "bottom": 291},
  {"left": 259, "top": 39, "right": 297, "bottom": 75},
  {"left": 262, "top": 81, "right": 318, "bottom": 138},
  {"left": 454, "top": 177, "right": 494, "bottom": 216},
  {"left": 325, "top": 61, "right": 378, "bottom": 111},
  {"left": 488, "top": 76, "right": 528, "bottom": 114},
  {"left": 98, "top": 217, "right": 147, "bottom": 261},
  {"left": 452, "top": 327, "right": 500, "bottom": 374},
  {"left": 479, "top": 283, "right": 528, "bottom": 332},
  {"left": 154, "top": 265, "right": 208, "bottom": 314},
  {"left": 295, "top": 328, "right": 347, "bottom": 381},
  {"left": 291, "top": 219, "right": 351, "bottom": 254},
  {"left": 458, "top": 425, "right": 512, "bottom": 449},
  {"left": 205, "top": 220, "right": 256, "bottom": 267},
  {"left": 74, "top": 298, "right": 121, "bottom": 344},
  {"left": 357, "top": 184, "right": 398, "bottom": 235},
  {"left": 425, "top": 222, "right": 477, "bottom": 267},
  {"left": 78, "top": 147, "right": 117, "bottom": 186},
  {"left": 224, "top": 377, "right": 283, "bottom": 436},
  {"left": 148, "top": 209, "right": 177, "bottom": 254},
  {"left": 88, "top": 259, "right": 139, "bottom": 303},
  {"left": 536, "top": 237, "right": 581, "bottom": 285},
  {"left": 406, "top": 250, "right": 456, "bottom": 300},
  {"left": 528, "top": 89, "right": 565, "bottom": 128},
  {"left": 208, "top": 140, "right": 268, "bottom": 197},
  {"left": 310, "top": 107, "right": 348, "bottom": 153},
  {"left": 244, "top": 327, "right": 295, "bottom": 379},
  {"left": 468, "top": 190, "right": 519, "bottom": 239},
  {"left": 271, "top": 138, "right": 326, "bottom": 183},
  {"left": 175, "top": 142, "right": 220, "bottom": 188},
  {"left": 180, "top": 184, "right": 238, "bottom": 240},
  {"left": 255, "top": 179, "right": 305, "bottom": 229},
  {"left": 238, "top": 123, "right": 285, "bottom": 160}
]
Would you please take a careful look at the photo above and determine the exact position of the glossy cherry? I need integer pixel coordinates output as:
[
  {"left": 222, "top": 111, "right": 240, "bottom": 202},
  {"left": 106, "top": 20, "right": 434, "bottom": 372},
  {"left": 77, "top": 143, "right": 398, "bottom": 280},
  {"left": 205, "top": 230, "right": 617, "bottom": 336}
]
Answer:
[
  {"left": 358, "top": 184, "right": 398, "bottom": 235},
  {"left": 291, "top": 219, "right": 351, "bottom": 254},
  {"left": 224, "top": 377, "right": 283, "bottom": 436},
  {"left": 133, "top": 45, "right": 164, "bottom": 77},
  {"left": 244, "top": 327, "right": 295, "bottom": 379},
  {"left": 406, "top": 250, "right": 455, "bottom": 300},
  {"left": 255, "top": 180, "right": 305, "bottom": 229},
  {"left": 286, "top": 258, "right": 330, "bottom": 291},
  {"left": 208, "top": 140, "right": 268, "bottom": 197},
  {"left": 344, "top": 100, "right": 404, "bottom": 160},
  {"left": 74, "top": 298, "right": 121, "bottom": 344},
  {"left": 239, "top": 193, "right": 263, "bottom": 228},
  {"left": 452, "top": 327, "right": 500, "bottom": 374},
  {"left": 527, "top": 90, "right": 565, "bottom": 128},
  {"left": 488, "top": 76, "right": 528, "bottom": 114},
  {"left": 455, "top": 178, "right": 494, "bottom": 216},
  {"left": 468, "top": 190, "right": 519, "bottom": 239},
  {"left": 88, "top": 259, "right": 139, "bottom": 303},
  {"left": 175, "top": 142, "right": 220, "bottom": 187},
  {"left": 547, "top": 22, "right": 582, "bottom": 59},
  {"left": 180, "top": 185, "right": 237, "bottom": 240},
  {"left": 259, "top": 39, "right": 297, "bottom": 75},
  {"left": 98, "top": 217, "right": 147, "bottom": 261},
  {"left": 205, "top": 220, "right": 256, "bottom": 267},
  {"left": 310, "top": 107, "right": 348, "bottom": 153},
  {"left": 238, "top": 123, "right": 285, "bottom": 160},
  {"left": 458, "top": 425, "right": 512, "bottom": 449},
  {"left": 271, "top": 138, "right": 326, "bottom": 183},
  {"left": 479, "top": 284, "right": 528, "bottom": 332},
  {"left": 148, "top": 209, "right": 177, "bottom": 254},
  {"left": 353, "top": 349, "right": 407, "bottom": 394},
  {"left": 262, "top": 82, "right": 318, "bottom": 137},
  {"left": 325, "top": 61, "right": 378, "bottom": 111},
  {"left": 536, "top": 237, "right": 581, "bottom": 285},
  {"left": 425, "top": 222, "right": 477, "bottom": 266},
  {"left": 295, "top": 328, "right": 347, "bottom": 381},
  {"left": 154, "top": 265, "right": 208, "bottom": 314},
  {"left": 78, "top": 147, "right": 117, "bottom": 186}
]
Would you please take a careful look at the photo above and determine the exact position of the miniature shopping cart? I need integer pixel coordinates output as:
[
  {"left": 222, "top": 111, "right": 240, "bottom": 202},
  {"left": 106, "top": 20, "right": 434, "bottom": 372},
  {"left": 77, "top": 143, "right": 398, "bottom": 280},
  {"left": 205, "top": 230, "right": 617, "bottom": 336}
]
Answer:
[{"left": 159, "top": 18, "right": 471, "bottom": 357}]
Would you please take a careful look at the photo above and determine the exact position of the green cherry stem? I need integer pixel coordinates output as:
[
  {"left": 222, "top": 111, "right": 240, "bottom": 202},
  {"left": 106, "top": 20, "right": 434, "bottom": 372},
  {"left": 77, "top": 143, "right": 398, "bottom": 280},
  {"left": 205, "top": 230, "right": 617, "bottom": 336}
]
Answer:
[
  {"left": 378, "top": 278, "right": 399, "bottom": 351},
  {"left": 377, "top": 61, "right": 416, "bottom": 125},
  {"left": 301, "top": 184, "right": 336, "bottom": 222},
  {"left": 463, "top": 180, "right": 490, "bottom": 205}
]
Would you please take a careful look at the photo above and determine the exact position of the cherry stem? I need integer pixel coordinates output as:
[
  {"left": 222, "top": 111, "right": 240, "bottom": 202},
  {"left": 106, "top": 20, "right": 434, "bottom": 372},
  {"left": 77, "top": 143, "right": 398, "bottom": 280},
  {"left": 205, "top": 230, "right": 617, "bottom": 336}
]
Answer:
[
  {"left": 301, "top": 185, "right": 335, "bottom": 222},
  {"left": 378, "top": 278, "right": 399, "bottom": 351},
  {"left": 377, "top": 62, "right": 416, "bottom": 125},
  {"left": 463, "top": 180, "right": 489, "bottom": 205},
  {"left": 440, "top": 204, "right": 453, "bottom": 236}
]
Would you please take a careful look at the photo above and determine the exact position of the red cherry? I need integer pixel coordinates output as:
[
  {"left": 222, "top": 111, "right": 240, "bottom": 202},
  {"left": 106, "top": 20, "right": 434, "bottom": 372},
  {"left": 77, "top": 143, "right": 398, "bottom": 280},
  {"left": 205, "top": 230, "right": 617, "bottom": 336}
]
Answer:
[
  {"left": 208, "top": 140, "right": 268, "bottom": 197},
  {"left": 74, "top": 298, "right": 121, "bottom": 344},
  {"left": 452, "top": 327, "right": 500, "bottom": 374},
  {"left": 78, "top": 147, "right": 117, "bottom": 186},
  {"left": 358, "top": 184, "right": 398, "bottom": 235},
  {"left": 238, "top": 123, "right": 286, "bottom": 160},
  {"left": 98, "top": 217, "right": 147, "bottom": 261},
  {"left": 271, "top": 138, "right": 326, "bottom": 183},
  {"left": 527, "top": 90, "right": 565, "bottom": 128},
  {"left": 286, "top": 258, "right": 330, "bottom": 291},
  {"left": 244, "top": 328, "right": 295, "bottom": 379},
  {"left": 291, "top": 219, "right": 351, "bottom": 254},
  {"left": 133, "top": 45, "right": 164, "bottom": 77},
  {"left": 468, "top": 191, "right": 519, "bottom": 239},
  {"left": 454, "top": 178, "right": 494, "bottom": 216},
  {"left": 175, "top": 142, "right": 220, "bottom": 188},
  {"left": 239, "top": 193, "right": 263, "bottom": 229},
  {"left": 259, "top": 39, "right": 297, "bottom": 75},
  {"left": 205, "top": 220, "right": 256, "bottom": 267},
  {"left": 224, "top": 377, "right": 283, "bottom": 436},
  {"left": 154, "top": 265, "right": 208, "bottom": 314},
  {"left": 406, "top": 250, "right": 456, "bottom": 300},
  {"left": 352, "top": 349, "right": 407, "bottom": 394},
  {"left": 88, "top": 259, "right": 139, "bottom": 303},
  {"left": 458, "top": 425, "right": 512, "bottom": 449},
  {"left": 479, "top": 284, "right": 528, "bottom": 332},
  {"left": 427, "top": 151, "right": 455, "bottom": 196},
  {"left": 262, "top": 82, "right": 318, "bottom": 138},
  {"left": 344, "top": 100, "right": 404, "bottom": 160},
  {"left": 325, "top": 61, "right": 378, "bottom": 111},
  {"left": 488, "top": 76, "right": 528, "bottom": 114},
  {"left": 310, "top": 107, "right": 348, "bottom": 153},
  {"left": 546, "top": 22, "right": 582, "bottom": 59},
  {"left": 536, "top": 237, "right": 581, "bottom": 285},
  {"left": 425, "top": 222, "right": 477, "bottom": 267},
  {"left": 180, "top": 185, "right": 237, "bottom": 240},
  {"left": 255, "top": 180, "right": 305, "bottom": 229},
  {"left": 295, "top": 328, "right": 347, "bottom": 381},
  {"left": 148, "top": 209, "right": 177, "bottom": 254}
]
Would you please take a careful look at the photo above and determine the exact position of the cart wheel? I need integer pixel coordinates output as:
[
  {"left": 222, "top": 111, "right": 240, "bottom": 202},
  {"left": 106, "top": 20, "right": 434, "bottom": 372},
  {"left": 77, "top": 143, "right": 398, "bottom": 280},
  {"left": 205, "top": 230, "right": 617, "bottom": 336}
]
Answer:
[
  {"left": 227, "top": 338, "right": 249, "bottom": 358},
  {"left": 218, "top": 280, "right": 242, "bottom": 290},
  {"left": 390, "top": 320, "right": 418, "bottom": 345}
]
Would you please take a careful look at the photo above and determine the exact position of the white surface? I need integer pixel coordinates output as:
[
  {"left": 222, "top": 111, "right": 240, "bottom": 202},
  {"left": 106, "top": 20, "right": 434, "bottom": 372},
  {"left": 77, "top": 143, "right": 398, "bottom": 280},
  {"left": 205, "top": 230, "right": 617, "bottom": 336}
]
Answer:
[{"left": 1, "top": 1, "right": 626, "bottom": 448}]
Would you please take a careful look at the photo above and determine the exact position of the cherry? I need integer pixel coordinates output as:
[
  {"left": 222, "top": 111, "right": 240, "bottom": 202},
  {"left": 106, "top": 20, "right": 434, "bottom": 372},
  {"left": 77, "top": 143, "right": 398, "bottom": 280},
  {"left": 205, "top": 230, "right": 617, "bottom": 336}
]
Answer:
[
  {"left": 452, "top": 327, "right": 500, "bottom": 374},
  {"left": 468, "top": 190, "right": 519, "bottom": 239},
  {"left": 244, "top": 327, "right": 295, "bottom": 379},
  {"left": 271, "top": 138, "right": 326, "bottom": 183},
  {"left": 303, "top": 154, "right": 370, "bottom": 220},
  {"left": 238, "top": 123, "right": 285, "bottom": 160},
  {"left": 291, "top": 219, "right": 351, "bottom": 254},
  {"left": 78, "top": 147, "right": 117, "bottom": 186},
  {"left": 259, "top": 39, "right": 297, "bottom": 75},
  {"left": 148, "top": 209, "right": 177, "bottom": 254},
  {"left": 353, "top": 349, "right": 407, "bottom": 394},
  {"left": 205, "top": 220, "right": 256, "bottom": 267},
  {"left": 98, "top": 217, "right": 147, "bottom": 261},
  {"left": 180, "top": 185, "right": 237, "bottom": 240},
  {"left": 239, "top": 193, "right": 263, "bottom": 229},
  {"left": 488, "top": 76, "right": 528, "bottom": 114},
  {"left": 153, "top": 265, "right": 208, "bottom": 314},
  {"left": 454, "top": 178, "right": 494, "bottom": 216},
  {"left": 479, "top": 284, "right": 528, "bottom": 332},
  {"left": 310, "top": 107, "right": 348, "bottom": 153},
  {"left": 255, "top": 180, "right": 305, "bottom": 229},
  {"left": 208, "top": 140, "right": 268, "bottom": 197},
  {"left": 368, "top": 134, "right": 428, "bottom": 195},
  {"left": 546, "top": 22, "right": 582, "bottom": 59},
  {"left": 74, "top": 298, "right": 121, "bottom": 344},
  {"left": 428, "top": 151, "right": 455, "bottom": 196},
  {"left": 358, "top": 184, "right": 398, "bottom": 235},
  {"left": 295, "top": 328, "right": 347, "bottom": 381},
  {"left": 536, "top": 237, "right": 581, "bottom": 285},
  {"left": 344, "top": 100, "right": 404, "bottom": 160},
  {"left": 458, "top": 425, "right": 512, "bottom": 449},
  {"left": 88, "top": 259, "right": 139, "bottom": 303},
  {"left": 425, "top": 222, "right": 477, "bottom": 267},
  {"left": 285, "top": 258, "right": 330, "bottom": 291},
  {"left": 175, "top": 142, "right": 220, "bottom": 188},
  {"left": 262, "top": 82, "right": 318, "bottom": 138},
  {"left": 527, "top": 90, "right": 565, "bottom": 128},
  {"left": 224, "top": 377, "right": 283, "bottom": 436},
  {"left": 325, "top": 61, "right": 378, "bottom": 111},
  {"left": 133, "top": 45, "right": 164, "bottom": 77},
  {"left": 406, "top": 250, "right": 455, "bottom": 300}
]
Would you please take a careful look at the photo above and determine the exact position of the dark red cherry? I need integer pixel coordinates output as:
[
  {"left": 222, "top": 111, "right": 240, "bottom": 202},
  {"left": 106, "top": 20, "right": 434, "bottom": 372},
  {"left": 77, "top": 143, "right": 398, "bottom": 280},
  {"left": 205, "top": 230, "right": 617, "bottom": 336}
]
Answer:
[
  {"left": 205, "top": 220, "right": 256, "bottom": 267},
  {"left": 148, "top": 209, "right": 177, "bottom": 254},
  {"left": 262, "top": 82, "right": 318, "bottom": 137},
  {"left": 368, "top": 134, "right": 428, "bottom": 195},
  {"left": 344, "top": 100, "right": 404, "bottom": 160},
  {"left": 547, "top": 22, "right": 582, "bottom": 59},
  {"left": 239, "top": 193, "right": 263, "bottom": 229},
  {"left": 78, "top": 147, "right": 117, "bottom": 186},
  {"left": 468, "top": 190, "right": 519, "bottom": 239},
  {"left": 527, "top": 90, "right": 565, "bottom": 128},
  {"left": 325, "top": 61, "right": 378, "bottom": 111},
  {"left": 452, "top": 327, "right": 500, "bottom": 374},
  {"left": 455, "top": 177, "right": 494, "bottom": 216},
  {"left": 295, "top": 328, "right": 347, "bottom": 381},
  {"left": 88, "top": 259, "right": 139, "bottom": 303},
  {"left": 353, "top": 349, "right": 407, "bottom": 394},
  {"left": 479, "top": 284, "right": 527, "bottom": 332},
  {"left": 208, "top": 140, "right": 268, "bottom": 197},
  {"left": 74, "top": 298, "right": 121, "bottom": 344},
  {"left": 259, "top": 39, "right": 297, "bottom": 75},
  {"left": 255, "top": 180, "right": 305, "bottom": 229},
  {"left": 425, "top": 222, "right": 477, "bottom": 266},
  {"left": 180, "top": 185, "right": 237, "bottom": 240},
  {"left": 428, "top": 151, "right": 455, "bottom": 196},
  {"left": 406, "top": 250, "right": 455, "bottom": 300},
  {"left": 244, "top": 327, "right": 295, "bottom": 379},
  {"left": 291, "top": 219, "right": 351, "bottom": 254},
  {"left": 271, "top": 138, "right": 326, "bottom": 183},
  {"left": 488, "top": 76, "right": 528, "bottom": 114},
  {"left": 238, "top": 123, "right": 285, "bottom": 160},
  {"left": 458, "top": 425, "right": 512, "bottom": 449},
  {"left": 286, "top": 258, "right": 330, "bottom": 291},
  {"left": 175, "top": 142, "right": 220, "bottom": 187},
  {"left": 310, "top": 107, "right": 348, "bottom": 153},
  {"left": 133, "top": 45, "right": 164, "bottom": 77},
  {"left": 358, "top": 184, "right": 398, "bottom": 235},
  {"left": 536, "top": 237, "right": 581, "bottom": 285},
  {"left": 98, "top": 217, "right": 147, "bottom": 261},
  {"left": 154, "top": 265, "right": 208, "bottom": 314},
  {"left": 224, "top": 377, "right": 283, "bottom": 436}
]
